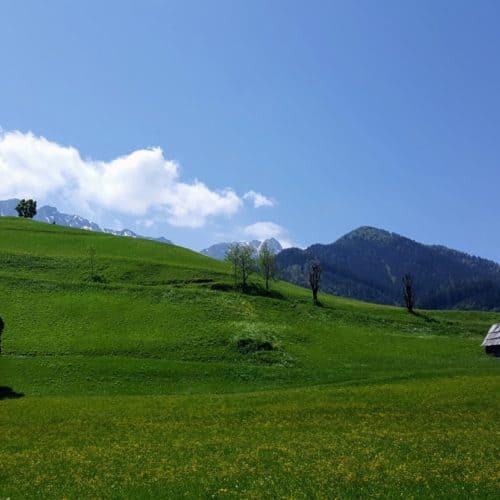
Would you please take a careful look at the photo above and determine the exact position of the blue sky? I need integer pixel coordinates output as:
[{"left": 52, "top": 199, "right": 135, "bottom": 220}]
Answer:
[{"left": 0, "top": 0, "right": 499, "bottom": 259}]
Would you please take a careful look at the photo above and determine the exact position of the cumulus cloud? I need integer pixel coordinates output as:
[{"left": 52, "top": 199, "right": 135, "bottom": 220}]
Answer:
[
  {"left": 243, "top": 221, "right": 293, "bottom": 248},
  {"left": 0, "top": 130, "right": 243, "bottom": 228},
  {"left": 243, "top": 190, "right": 275, "bottom": 208}
]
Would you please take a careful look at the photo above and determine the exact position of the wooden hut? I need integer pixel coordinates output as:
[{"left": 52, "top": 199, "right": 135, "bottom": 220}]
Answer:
[{"left": 482, "top": 324, "right": 500, "bottom": 356}]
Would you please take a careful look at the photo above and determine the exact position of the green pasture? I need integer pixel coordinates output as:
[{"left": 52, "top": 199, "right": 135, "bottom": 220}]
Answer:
[{"left": 0, "top": 217, "right": 498, "bottom": 498}]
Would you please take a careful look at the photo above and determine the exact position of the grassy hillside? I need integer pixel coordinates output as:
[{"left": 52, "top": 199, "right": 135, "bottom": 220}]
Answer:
[{"left": 0, "top": 217, "right": 499, "bottom": 498}]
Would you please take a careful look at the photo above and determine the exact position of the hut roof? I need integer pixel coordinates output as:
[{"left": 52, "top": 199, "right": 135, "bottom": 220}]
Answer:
[{"left": 482, "top": 324, "right": 500, "bottom": 347}]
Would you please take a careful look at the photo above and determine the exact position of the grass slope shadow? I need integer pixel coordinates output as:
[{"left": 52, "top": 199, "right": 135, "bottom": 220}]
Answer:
[{"left": 0, "top": 386, "right": 24, "bottom": 400}]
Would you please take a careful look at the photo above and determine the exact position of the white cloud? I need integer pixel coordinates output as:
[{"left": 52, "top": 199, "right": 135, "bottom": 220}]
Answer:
[
  {"left": 0, "top": 130, "right": 243, "bottom": 228},
  {"left": 243, "top": 221, "right": 293, "bottom": 248},
  {"left": 243, "top": 190, "right": 275, "bottom": 208},
  {"left": 136, "top": 218, "right": 155, "bottom": 228}
]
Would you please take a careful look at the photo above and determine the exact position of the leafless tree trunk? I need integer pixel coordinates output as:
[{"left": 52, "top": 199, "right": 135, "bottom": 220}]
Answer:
[
  {"left": 402, "top": 273, "right": 415, "bottom": 313},
  {"left": 308, "top": 262, "right": 321, "bottom": 305}
]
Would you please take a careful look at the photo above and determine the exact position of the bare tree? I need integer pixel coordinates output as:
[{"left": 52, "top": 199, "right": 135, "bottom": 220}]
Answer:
[
  {"left": 258, "top": 242, "right": 276, "bottom": 291},
  {"left": 402, "top": 273, "right": 415, "bottom": 313},
  {"left": 308, "top": 261, "right": 321, "bottom": 305}
]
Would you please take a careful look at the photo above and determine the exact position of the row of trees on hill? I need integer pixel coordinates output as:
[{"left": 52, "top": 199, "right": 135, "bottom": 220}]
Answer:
[
  {"left": 224, "top": 243, "right": 325, "bottom": 306},
  {"left": 225, "top": 242, "right": 276, "bottom": 291},
  {"left": 12, "top": 198, "right": 417, "bottom": 312},
  {"left": 224, "top": 239, "right": 416, "bottom": 312}
]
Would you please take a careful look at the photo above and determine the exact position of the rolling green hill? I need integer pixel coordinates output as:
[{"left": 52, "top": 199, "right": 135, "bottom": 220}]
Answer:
[{"left": 0, "top": 217, "right": 499, "bottom": 498}]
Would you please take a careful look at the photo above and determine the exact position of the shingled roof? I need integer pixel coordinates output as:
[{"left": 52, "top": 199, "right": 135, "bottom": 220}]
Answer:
[{"left": 482, "top": 324, "right": 500, "bottom": 347}]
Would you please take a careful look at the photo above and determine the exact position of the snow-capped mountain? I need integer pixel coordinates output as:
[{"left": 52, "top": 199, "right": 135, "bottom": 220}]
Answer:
[
  {"left": 36, "top": 205, "right": 102, "bottom": 231},
  {"left": 0, "top": 199, "right": 172, "bottom": 244},
  {"left": 201, "top": 238, "right": 283, "bottom": 260}
]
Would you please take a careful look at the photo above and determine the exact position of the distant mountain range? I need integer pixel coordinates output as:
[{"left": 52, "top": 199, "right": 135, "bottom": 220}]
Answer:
[
  {"left": 201, "top": 238, "right": 283, "bottom": 260},
  {"left": 276, "top": 226, "right": 500, "bottom": 311},
  {"left": 0, "top": 199, "right": 172, "bottom": 245},
  {"left": 3, "top": 197, "right": 499, "bottom": 310}
]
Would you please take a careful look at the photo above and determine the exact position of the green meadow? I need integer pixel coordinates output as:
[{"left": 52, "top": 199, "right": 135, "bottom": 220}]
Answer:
[{"left": 0, "top": 217, "right": 498, "bottom": 498}]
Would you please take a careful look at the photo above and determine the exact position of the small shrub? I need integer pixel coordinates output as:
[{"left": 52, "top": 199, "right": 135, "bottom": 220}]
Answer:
[
  {"left": 210, "top": 283, "right": 235, "bottom": 292},
  {"left": 236, "top": 338, "right": 274, "bottom": 353},
  {"left": 233, "top": 328, "right": 277, "bottom": 354}
]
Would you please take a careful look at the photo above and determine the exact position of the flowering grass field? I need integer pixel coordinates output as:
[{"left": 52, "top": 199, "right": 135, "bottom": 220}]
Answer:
[{"left": 0, "top": 218, "right": 499, "bottom": 498}]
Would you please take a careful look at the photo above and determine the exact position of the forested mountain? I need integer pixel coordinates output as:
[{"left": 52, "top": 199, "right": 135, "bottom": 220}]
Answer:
[{"left": 276, "top": 226, "right": 500, "bottom": 311}]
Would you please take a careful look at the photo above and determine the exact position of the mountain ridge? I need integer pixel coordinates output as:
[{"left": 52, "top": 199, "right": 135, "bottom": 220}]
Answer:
[
  {"left": 201, "top": 237, "right": 283, "bottom": 260},
  {"left": 276, "top": 226, "right": 500, "bottom": 311},
  {"left": 0, "top": 198, "right": 172, "bottom": 244}
]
